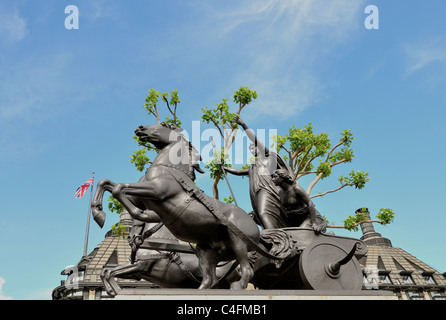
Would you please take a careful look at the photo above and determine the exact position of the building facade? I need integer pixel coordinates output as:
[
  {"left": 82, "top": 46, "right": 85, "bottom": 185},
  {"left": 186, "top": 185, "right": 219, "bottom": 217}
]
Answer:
[
  {"left": 358, "top": 208, "right": 446, "bottom": 300},
  {"left": 52, "top": 212, "right": 158, "bottom": 300}
]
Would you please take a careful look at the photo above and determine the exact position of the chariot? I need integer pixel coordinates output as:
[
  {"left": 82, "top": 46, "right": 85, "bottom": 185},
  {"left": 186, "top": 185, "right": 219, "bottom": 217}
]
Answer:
[{"left": 249, "top": 227, "right": 367, "bottom": 290}]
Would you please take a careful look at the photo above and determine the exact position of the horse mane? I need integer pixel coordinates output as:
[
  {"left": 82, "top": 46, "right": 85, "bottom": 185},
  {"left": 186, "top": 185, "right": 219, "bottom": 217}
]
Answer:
[{"left": 160, "top": 122, "right": 205, "bottom": 179}]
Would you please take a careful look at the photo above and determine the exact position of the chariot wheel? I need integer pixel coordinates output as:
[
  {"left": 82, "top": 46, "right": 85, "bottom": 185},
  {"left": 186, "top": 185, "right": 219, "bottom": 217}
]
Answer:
[{"left": 298, "top": 239, "right": 363, "bottom": 290}]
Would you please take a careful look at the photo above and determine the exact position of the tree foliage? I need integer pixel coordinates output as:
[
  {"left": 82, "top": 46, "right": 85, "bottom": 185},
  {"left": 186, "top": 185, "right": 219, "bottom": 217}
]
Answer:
[
  {"left": 201, "top": 86, "right": 258, "bottom": 199},
  {"left": 107, "top": 195, "right": 127, "bottom": 238},
  {"left": 272, "top": 122, "right": 395, "bottom": 231},
  {"left": 130, "top": 89, "right": 182, "bottom": 172},
  {"left": 273, "top": 123, "right": 370, "bottom": 198},
  {"left": 326, "top": 207, "right": 396, "bottom": 231}
]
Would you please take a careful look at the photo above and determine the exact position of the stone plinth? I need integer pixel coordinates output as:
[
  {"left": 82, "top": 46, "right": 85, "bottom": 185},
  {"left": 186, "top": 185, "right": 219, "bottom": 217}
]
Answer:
[{"left": 109, "top": 289, "right": 397, "bottom": 300}]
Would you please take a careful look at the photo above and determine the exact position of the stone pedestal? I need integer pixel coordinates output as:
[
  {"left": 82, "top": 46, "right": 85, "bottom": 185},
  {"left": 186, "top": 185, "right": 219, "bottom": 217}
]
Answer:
[{"left": 109, "top": 288, "right": 397, "bottom": 300}]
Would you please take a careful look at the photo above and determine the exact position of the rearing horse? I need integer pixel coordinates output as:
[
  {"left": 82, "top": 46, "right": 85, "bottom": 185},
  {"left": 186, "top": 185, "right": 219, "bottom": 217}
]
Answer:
[{"left": 91, "top": 122, "right": 260, "bottom": 289}]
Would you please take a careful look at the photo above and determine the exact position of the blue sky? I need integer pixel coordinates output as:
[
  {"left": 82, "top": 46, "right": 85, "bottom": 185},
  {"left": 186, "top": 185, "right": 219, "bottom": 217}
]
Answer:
[{"left": 1, "top": 0, "right": 445, "bottom": 299}]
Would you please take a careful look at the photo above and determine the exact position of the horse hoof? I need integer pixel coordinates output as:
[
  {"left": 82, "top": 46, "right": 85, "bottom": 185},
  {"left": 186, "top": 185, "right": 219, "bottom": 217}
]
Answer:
[
  {"left": 230, "top": 282, "right": 244, "bottom": 290},
  {"left": 100, "top": 268, "right": 108, "bottom": 280},
  {"left": 198, "top": 279, "right": 218, "bottom": 290},
  {"left": 106, "top": 289, "right": 116, "bottom": 297},
  {"left": 93, "top": 211, "right": 106, "bottom": 228}
]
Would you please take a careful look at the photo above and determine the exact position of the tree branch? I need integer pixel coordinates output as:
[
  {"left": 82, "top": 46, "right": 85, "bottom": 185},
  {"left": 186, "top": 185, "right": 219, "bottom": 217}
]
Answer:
[
  {"left": 164, "top": 97, "right": 174, "bottom": 116},
  {"left": 327, "top": 220, "right": 382, "bottom": 229},
  {"left": 324, "top": 139, "right": 345, "bottom": 163},
  {"left": 223, "top": 105, "right": 245, "bottom": 151},
  {"left": 154, "top": 106, "right": 160, "bottom": 124},
  {"left": 299, "top": 153, "right": 319, "bottom": 177},
  {"left": 306, "top": 172, "right": 322, "bottom": 195},
  {"left": 296, "top": 170, "right": 316, "bottom": 180},
  {"left": 295, "top": 146, "right": 313, "bottom": 177},
  {"left": 309, "top": 182, "right": 354, "bottom": 199},
  {"left": 280, "top": 144, "right": 291, "bottom": 155},
  {"left": 330, "top": 158, "right": 348, "bottom": 167},
  {"left": 225, "top": 128, "right": 238, "bottom": 151},
  {"left": 208, "top": 116, "right": 225, "bottom": 139},
  {"left": 236, "top": 104, "right": 245, "bottom": 115},
  {"left": 174, "top": 103, "right": 178, "bottom": 124}
]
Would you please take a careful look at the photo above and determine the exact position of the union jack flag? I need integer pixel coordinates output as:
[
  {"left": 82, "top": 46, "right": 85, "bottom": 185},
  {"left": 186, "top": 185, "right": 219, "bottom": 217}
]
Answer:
[{"left": 75, "top": 176, "right": 94, "bottom": 198}]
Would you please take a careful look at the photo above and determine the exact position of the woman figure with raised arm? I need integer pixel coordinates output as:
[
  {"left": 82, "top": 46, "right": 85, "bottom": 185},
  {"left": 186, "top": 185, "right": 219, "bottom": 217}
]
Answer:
[{"left": 222, "top": 116, "right": 293, "bottom": 229}]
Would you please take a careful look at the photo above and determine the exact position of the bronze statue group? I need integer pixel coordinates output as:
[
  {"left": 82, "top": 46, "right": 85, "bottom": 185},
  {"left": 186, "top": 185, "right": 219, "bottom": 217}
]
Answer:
[{"left": 91, "top": 117, "right": 333, "bottom": 294}]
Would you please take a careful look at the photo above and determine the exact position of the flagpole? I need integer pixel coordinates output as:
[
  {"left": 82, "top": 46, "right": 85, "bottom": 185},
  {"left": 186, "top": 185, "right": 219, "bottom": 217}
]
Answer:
[{"left": 83, "top": 172, "right": 95, "bottom": 257}]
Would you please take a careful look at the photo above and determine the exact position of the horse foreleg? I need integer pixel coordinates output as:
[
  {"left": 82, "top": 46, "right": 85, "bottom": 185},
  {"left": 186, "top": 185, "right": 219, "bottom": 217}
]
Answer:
[
  {"left": 91, "top": 179, "right": 116, "bottom": 228},
  {"left": 100, "top": 267, "right": 118, "bottom": 296},
  {"left": 101, "top": 262, "right": 149, "bottom": 296},
  {"left": 111, "top": 182, "right": 163, "bottom": 223}
]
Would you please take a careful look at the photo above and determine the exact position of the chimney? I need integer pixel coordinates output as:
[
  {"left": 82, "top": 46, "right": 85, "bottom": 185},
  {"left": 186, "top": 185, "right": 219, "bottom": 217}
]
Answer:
[
  {"left": 104, "top": 209, "right": 133, "bottom": 238},
  {"left": 357, "top": 208, "right": 392, "bottom": 247},
  {"left": 119, "top": 210, "right": 133, "bottom": 227}
]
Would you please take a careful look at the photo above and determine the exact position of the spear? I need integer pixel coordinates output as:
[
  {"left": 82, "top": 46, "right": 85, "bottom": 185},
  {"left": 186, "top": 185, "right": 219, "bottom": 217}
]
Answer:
[{"left": 83, "top": 172, "right": 95, "bottom": 257}]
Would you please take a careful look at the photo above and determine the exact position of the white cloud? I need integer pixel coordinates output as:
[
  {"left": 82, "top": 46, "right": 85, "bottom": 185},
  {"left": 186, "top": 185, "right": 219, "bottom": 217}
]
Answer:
[
  {"left": 206, "top": 0, "right": 363, "bottom": 46},
  {"left": 0, "top": 277, "right": 12, "bottom": 300},
  {"left": 404, "top": 37, "right": 446, "bottom": 74},
  {"left": 241, "top": 75, "right": 325, "bottom": 120},
  {"left": 0, "top": 51, "right": 104, "bottom": 124},
  {"left": 207, "top": 0, "right": 362, "bottom": 38},
  {"left": 0, "top": 53, "right": 70, "bottom": 122},
  {"left": 84, "top": 0, "right": 120, "bottom": 21},
  {"left": 0, "top": 10, "right": 28, "bottom": 42},
  {"left": 198, "top": 0, "right": 365, "bottom": 118}
]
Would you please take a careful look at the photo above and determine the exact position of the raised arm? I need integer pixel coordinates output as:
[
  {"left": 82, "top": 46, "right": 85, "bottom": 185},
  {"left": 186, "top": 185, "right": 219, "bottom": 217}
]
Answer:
[{"left": 234, "top": 116, "right": 268, "bottom": 154}]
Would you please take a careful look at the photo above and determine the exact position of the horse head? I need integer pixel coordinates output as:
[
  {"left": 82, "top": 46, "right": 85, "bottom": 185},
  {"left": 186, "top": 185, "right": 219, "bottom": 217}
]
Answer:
[
  {"left": 135, "top": 122, "right": 182, "bottom": 148},
  {"left": 135, "top": 122, "right": 204, "bottom": 178}
]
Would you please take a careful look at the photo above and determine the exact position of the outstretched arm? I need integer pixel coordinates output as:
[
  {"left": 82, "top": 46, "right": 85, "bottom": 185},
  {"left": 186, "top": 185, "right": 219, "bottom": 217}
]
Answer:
[{"left": 222, "top": 166, "right": 250, "bottom": 176}]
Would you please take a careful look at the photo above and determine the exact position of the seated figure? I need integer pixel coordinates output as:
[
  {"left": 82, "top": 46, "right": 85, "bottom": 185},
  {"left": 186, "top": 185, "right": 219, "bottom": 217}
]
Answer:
[{"left": 271, "top": 169, "right": 327, "bottom": 233}]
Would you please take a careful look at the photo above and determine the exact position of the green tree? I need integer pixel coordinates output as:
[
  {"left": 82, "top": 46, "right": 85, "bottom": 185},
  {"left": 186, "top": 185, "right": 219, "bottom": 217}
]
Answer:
[
  {"left": 325, "top": 207, "right": 396, "bottom": 232},
  {"left": 273, "top": 123, "right": 369, "bottom": 198},
  {"left": 107, "top": 195, "right": 127, "bottom": 238},
  {"left": 130, "top": 89, "right": 182, "bottom": 172},
  {"left": 201, "top": 86, "right": 258, "bottom": 199},
  {"left": 273, "top": 124, "right": 394, "bottom": 230}
]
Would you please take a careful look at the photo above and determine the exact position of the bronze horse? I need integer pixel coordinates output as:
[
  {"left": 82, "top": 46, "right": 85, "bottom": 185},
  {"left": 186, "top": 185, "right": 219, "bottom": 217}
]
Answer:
[{"left": 91, "top": 122, "right": 260, "bottom": 289}]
